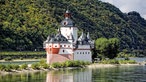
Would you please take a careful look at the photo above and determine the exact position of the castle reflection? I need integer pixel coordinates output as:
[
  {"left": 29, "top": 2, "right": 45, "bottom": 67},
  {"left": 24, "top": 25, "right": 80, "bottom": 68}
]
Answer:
[{"left": 46, "top": 68, "right": 92, "bottom": 82}]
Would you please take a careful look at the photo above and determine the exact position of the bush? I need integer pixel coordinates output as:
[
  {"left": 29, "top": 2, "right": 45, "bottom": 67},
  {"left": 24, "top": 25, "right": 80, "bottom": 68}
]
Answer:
[
  {"left": 20, "top": 64, "right": 28, "bottom": 69},
  {"left": 72, "top": 60, "right": 80, "bottom": 67},
  {"left": 64, "top": 61, "right": 74, "bottom": 67},
  {"left": 41, "top": 63, "right": 49, "bottom": 69},
  {"left": 39, "top": 59, "right": 46, "bottom": 64},
  {"left": 20, "top": 57, "right": 23, "bottom": 60},
  {"left": 4, "top": 65, "right": 12, "bottom": 72},
  {"left": 51, "top": 62, "right": 61, "bottom": 68},
  {"left": 4, "top": 57, "right": 12, "bottom": 61},
  {"left": 124, "top": 57, "right": 130, "bottom": 60},
  {"left": 99, "top": 59, "right": 137, "bottom": 64},
  {"left": 31, "top": 63, "right": 40, "bottom": 69},
  {"left": 0, "top": 64, "right": 6, "bottom": 71},
  {"left": 99, "top": 59, "right": 119, "bottom": 64},
  {"left": 11, "top": 64, "right": 19, "bottom": 70},
  {"left": 84, "top": 61, "right": 91, "bottom": 65},
  {"left": 51, "top": 60, "right": 91, "bottom": 68}
]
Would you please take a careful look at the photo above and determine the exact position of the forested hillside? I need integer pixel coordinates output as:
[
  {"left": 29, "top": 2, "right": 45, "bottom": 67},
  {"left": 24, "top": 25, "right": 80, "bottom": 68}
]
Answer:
[{"left": 0, "top": 0, "right": 146, "bottom": 51}]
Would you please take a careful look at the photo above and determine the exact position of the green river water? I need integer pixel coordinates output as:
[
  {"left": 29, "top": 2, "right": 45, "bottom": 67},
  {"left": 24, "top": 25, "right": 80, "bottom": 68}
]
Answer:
[{"left": 0, "top": 65, "right": 146, "bottom": 82}]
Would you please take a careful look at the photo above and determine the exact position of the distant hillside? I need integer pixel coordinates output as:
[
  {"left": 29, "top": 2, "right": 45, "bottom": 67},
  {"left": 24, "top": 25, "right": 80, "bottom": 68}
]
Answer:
[{"left": 0, "top": 0, "right": 146, "bottom": 51}]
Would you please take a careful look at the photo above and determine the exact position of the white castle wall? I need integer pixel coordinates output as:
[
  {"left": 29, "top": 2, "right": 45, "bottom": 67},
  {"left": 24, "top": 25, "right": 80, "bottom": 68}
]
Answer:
[
  {"left": 60, "top": 27, "right": 78, "bottom": 42},
  {"left": 74, "top": 45, "right": 92, "bottom": 62}
]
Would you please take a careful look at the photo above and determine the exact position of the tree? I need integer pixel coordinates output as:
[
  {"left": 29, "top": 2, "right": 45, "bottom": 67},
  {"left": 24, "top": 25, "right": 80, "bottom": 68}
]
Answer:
[{"left": 95, "top": 38, "right": 120, "bottom": 60}]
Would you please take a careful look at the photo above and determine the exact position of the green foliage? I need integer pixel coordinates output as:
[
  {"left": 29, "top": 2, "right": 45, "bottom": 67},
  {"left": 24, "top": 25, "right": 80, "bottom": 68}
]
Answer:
[
  {"left": 20, "top": 64, "right": 28, "bottom": 69},
  {"left": 11, "top": 64, "right": 20, "bottom": 70},
  {"left": 0, "top": 64, "right": 6, "bottom": 71},
  {"left": 118, "top": 60, "right": 136, "bottom": 64},
  {"left": 39, "top": 59, "right": 49, "bottom": 69},
  {"left": 99, "top": 59, "right": 119, "bottom": 64},
  {"left": 95, "top": 38, "right": 120, "bottom": 59},
  {"left": 99, "top": 59, "right": 136, "bottom": 64},
  {"left": 0, "top": 51, "right": 45, "bottom": 60},
  {"left": 0, "top": 0, "right": 146, "bottom": 51},
  {"left": 41, "top": 63, "right": 49, "bottom": 69},
  {"left": 39, "top": 59, "right": 46, "bottom": 64},
  {"left": 51, "top": 62, "right": 62, "bottom": 68},
  {"left": 51, "top": 60, "right": 91, "bottom": 68},
  {"left": 4, "top": 65, "right": 12, "bottom": 72},
  {"left": 31, "top": 63, "right": 40, "bottom": 70},
  {"left": 4, "top": 57, "right": 12, "bottom": 61}
]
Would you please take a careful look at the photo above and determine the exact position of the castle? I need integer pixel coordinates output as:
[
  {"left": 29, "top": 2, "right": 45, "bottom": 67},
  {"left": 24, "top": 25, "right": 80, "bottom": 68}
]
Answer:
[{"left": 43, "top": 10, "right": 94, "bottom": 64}]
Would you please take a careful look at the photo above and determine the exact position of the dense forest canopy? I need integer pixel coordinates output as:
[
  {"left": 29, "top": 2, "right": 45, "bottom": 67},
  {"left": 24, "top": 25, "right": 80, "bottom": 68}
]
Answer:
[{"left": 0, "top": 0, "right": 146, "bottom": 52}]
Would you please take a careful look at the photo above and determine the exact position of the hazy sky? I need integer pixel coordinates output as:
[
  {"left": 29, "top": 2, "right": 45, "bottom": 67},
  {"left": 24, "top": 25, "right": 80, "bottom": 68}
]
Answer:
[{"left": 101, "top": 0, "right": 146, "bottom": 19}]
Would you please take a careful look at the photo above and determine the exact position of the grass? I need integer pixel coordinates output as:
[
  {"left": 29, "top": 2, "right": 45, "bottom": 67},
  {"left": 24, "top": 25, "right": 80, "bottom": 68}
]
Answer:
[
  {"left": 0, "top": 51, "right": 45, "bottom": 56},
  {"left": 99, "top": 59, "right": 137, "bottom": 64},
  {"left": 0, "top": 51, "right": 46, "bottom": 60}
]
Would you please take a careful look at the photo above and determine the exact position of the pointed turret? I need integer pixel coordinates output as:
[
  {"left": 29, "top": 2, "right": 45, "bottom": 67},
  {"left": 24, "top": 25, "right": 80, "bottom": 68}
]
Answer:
[
  {"left": 61, "top": 10, "right": 73, "bottom": 27},
  {"left": 78, "top": 32, "right": 85, "bottom": 41},
  {"left": 64, "top": 10, "right": 71, "bottom": 19},
  {"left": 87, "top": 32, "right": 90, "bottom": 40}
]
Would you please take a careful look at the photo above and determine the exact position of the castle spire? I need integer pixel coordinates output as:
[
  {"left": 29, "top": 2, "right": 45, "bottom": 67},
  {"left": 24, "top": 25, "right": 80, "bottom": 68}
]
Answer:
[
  {"left": 87, "top": 32, "right": 90, "bottom": 40},
  {"left": 64, "top": 10, "right": 71, "bottom": 19}
]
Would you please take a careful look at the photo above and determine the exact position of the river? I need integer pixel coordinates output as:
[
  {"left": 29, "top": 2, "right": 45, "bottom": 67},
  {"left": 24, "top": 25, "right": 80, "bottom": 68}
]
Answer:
[{"left": 0, "top": 65, "right": 146, "bottom": 82}]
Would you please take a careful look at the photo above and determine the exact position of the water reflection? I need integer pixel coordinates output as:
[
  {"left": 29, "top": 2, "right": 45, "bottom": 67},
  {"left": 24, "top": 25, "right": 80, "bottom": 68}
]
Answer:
[
  {"left": 46, "top": 69, "right": 92, "bottom": 82},
  {"left": 0, "top": 66, "right": 146, "bottom": 82}
]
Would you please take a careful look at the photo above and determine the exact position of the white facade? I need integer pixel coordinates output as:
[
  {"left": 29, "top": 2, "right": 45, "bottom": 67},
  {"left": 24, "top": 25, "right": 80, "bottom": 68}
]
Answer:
[{"left": 44, "top": 10, "right": 94, "bottom": 64}]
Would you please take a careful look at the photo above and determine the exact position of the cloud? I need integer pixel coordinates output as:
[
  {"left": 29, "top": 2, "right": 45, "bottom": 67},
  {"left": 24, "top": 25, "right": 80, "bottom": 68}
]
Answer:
[{"left": 101, "top": 0, "right": 146, "bottom": 19}]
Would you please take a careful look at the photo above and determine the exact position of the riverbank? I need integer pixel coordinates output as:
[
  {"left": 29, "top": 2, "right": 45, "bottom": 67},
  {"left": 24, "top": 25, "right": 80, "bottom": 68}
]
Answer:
[
  {"left": 0, "top": 63, "right": 145, "bottom": 75},
  {"left": 87, "top": 63, "right": 142, "bottom": 68},
  {"left": 0, "top": 58, "right": 146, "bottom": 75}
]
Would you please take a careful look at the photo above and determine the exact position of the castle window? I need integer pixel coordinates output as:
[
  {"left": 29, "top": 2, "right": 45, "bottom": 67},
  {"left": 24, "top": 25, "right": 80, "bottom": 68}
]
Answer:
[
  {"left": 77, "top": 52, "right": 78, "bottom": 54},
  {"left": 88, "top": 52, "right": 90, "bottom": 54},
  {"left": 83, "top": 52, "right": 84, "bottom": 54},
  {"left": 50, "top": 49, "right": 51, "bottom": 51},
  {"left": 63, "top": 50, "right": 65, "bottom": 52},
  {"left": 85, "top": 52, "right": 87, "bottom": 54},
  {"left": 55, "top": 45, "right": 57, "bottom": 47},
  {"left": 64, "top": 45, "right": 66, "bottom": 47},
  {"left": 49, "top": 45, "right": 51, "bottom": 47},
  {"left": 68, "top": 45, "right": 70, "bottom": 47},
  {"left": 60, "top": 45, "right": 62, "bottom": 47}
]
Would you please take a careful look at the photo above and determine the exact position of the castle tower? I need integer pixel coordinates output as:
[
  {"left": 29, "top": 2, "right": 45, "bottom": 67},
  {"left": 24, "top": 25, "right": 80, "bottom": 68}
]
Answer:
[{"left": 60, "top": 10, "right": 78, "bottom": 43}]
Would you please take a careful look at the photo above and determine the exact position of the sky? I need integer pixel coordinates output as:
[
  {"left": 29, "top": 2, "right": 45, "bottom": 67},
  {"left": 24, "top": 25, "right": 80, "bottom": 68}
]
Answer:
[{"left": 100, "top": 0, "right": 146, "bottom": 19}]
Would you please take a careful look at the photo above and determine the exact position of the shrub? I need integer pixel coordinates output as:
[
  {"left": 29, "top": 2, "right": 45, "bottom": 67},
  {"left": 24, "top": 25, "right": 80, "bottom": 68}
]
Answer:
[
  {"left": 51, "top": 62, "right": 61, "bottom": 68},
  {"left": 41, "top": 63, "right": 49, "bottom": 69},
  {"left": 20, "top": 57, "right": 23, "bottom": 60},
  {"left": 4, "top": 65, "right": 12, "bottom": 72},
  {"left": 99, "top": 59, "right": 119, "bottom": 64},
  {"left": 65, "top": 61, "right": 74, "bottom": 67},
  {"left": 125, "top": 57, "right": 130, "bottom": 60},
  {"left": 4, "top": 57, "right": 12, "bottom": 61},
  {"left": 127, "top": 60, "right": 136, "bottom": 64},
  {"left": 31, "top": 63, "right": 40, "bottom": 69},
  {"left": 20, "top": 64, "right": 28, "bottom": 69},
  {"left": 79, "top": 61, "right": 86, "bottom": 66},
  {"left": 84, "top": 61, "right": 91, "bottom": 65},
  {"left": 72, "top": 60, "right": 80, "bottom": 67},
  {"left": 0, "top": 64, "right": 6, "bottom": 71},
  {"left": 61, "top": 62, "right": 66, "bottom": 68},
  {"left": 11, "top": 64, "right": 19, "bottom": 70},
  {"left": 39, "top": 59, "right": 46, "bottom": 64}
]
